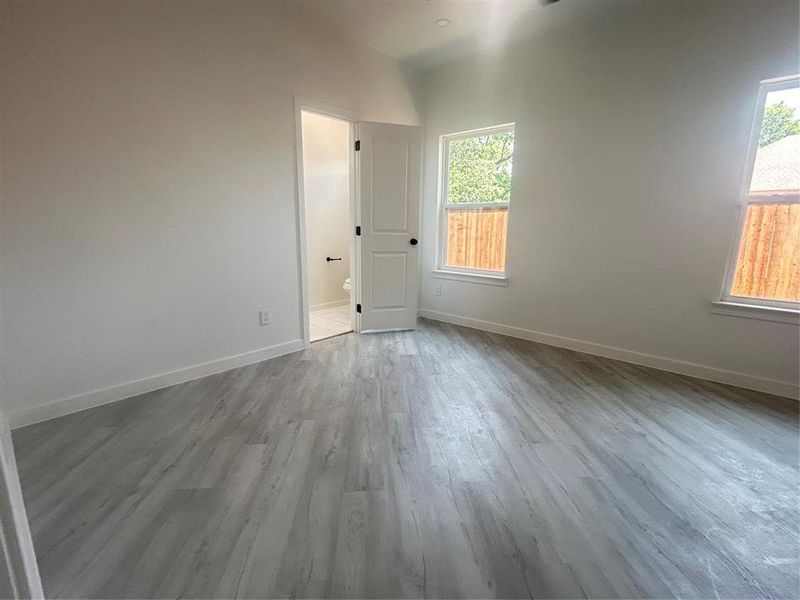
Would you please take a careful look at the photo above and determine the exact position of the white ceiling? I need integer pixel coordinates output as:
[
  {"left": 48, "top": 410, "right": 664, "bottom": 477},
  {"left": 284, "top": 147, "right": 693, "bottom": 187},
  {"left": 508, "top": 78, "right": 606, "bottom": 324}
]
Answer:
[{"left": 285, "top": 0, "right": 555, "bottom": 69}]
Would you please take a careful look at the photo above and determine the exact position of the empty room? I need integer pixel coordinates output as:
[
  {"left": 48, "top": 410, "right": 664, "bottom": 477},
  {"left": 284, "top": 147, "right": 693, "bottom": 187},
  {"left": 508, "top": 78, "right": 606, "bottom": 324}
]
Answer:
[{"left": 0, "top": 1, "right": 798, "bottom": 599}]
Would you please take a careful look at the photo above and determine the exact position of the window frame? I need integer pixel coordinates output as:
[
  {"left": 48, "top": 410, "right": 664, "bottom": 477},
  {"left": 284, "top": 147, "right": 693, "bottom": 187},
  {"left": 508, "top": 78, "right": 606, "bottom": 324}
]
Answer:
[
  {"left": 718, "top": 75, "right": 800, "bottom": 315},
  {"left": 435, "top": 123, "right": 515, "bottom": 281}
]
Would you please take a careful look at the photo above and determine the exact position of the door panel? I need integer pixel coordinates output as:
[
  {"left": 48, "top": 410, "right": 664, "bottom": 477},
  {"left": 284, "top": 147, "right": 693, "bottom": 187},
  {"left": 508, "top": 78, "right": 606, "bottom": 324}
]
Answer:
[
  {"left": 371, "top": 137, "right": 409, "bottom": 232},
  {"left": 371, "top": 252, "right": 407, "bottom": 309},
  {"left": 357, "top": 122, "right": 421, "bottom": 332}
]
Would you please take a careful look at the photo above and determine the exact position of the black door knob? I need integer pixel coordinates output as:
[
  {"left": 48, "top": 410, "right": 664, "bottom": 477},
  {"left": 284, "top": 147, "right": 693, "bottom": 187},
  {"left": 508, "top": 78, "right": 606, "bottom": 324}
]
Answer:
[{"left": 410, "top": 238, "right": 418, "bottom": 246}]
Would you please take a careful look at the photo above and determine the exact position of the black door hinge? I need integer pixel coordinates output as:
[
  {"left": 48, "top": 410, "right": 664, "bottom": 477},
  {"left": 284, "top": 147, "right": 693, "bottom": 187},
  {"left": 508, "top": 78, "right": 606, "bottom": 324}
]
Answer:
[
  {"left": 354, "top": 140, "right": 361, "bottom": 151},
  {"left": 356, "top": 303, "right": 362, "bottom": 313},
  {"left": 355, "top": 225, "right": 361, "bottom": 236}
]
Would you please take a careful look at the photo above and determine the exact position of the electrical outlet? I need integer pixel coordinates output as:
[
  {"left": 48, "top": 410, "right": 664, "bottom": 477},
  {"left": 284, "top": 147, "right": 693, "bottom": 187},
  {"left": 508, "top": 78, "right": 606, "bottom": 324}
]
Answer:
[
  {"left": 259, "top": 310, "right": 271, "bottom": 326},
  {"left": 433, "top": 284, "right": 442, "bottom": 297}
]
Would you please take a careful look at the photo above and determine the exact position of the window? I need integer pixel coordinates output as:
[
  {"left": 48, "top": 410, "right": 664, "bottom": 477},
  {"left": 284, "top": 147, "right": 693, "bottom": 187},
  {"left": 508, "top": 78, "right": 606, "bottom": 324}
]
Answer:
[
  {"left": 437, "top": 124, "right": 514, "bottom": 278},
  {"left": 720, "top": 76, "right": 800, "bottom": 314}
]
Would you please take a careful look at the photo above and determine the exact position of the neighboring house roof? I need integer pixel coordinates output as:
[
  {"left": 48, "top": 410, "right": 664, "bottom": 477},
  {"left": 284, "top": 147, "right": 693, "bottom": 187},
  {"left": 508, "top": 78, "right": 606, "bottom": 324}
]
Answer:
[{"left": 750, "top": 134, "right": 800, "bottom": 194}]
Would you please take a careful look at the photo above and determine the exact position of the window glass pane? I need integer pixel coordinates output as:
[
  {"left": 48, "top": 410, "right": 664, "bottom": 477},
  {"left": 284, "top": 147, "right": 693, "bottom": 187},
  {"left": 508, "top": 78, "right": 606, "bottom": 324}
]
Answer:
[
  {"left": 445, "top": 206, "right": 508, "bottom": 271},
  {"left": 751, "top": 86, "right": 800, "bottom": 195},
  {"left": 731, "top": 203, "right": 800, "bottom": 301},
  {"left": 447, "top": 131, "right": 514, "bottom": 204}
]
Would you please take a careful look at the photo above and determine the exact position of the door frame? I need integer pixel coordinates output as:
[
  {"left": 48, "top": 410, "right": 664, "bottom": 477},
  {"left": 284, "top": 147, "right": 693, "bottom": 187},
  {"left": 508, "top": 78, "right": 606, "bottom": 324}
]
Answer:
[
  {"left": 0, "top": 414, "right": 44, "bottom": 598},
  {"left": 293, "top": 96, "right": 360, "bottom": 347}
]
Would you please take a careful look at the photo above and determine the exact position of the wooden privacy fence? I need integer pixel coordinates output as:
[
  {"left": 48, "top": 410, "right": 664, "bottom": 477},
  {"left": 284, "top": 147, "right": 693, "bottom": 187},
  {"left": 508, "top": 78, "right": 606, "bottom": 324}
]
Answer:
[
  {"left": 731, "top": 201, "right": 800, "bottom": 301},
  {"left": 445, "top": 201, "right": 799, "bottom": 300},
  {"left": 446, "top": 206, "right": 508, "bottom": 272}
]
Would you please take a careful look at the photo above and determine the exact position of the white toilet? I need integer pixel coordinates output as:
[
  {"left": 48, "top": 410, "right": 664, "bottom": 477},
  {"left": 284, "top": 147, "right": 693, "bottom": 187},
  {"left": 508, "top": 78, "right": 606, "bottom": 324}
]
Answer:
[{"left": 343, "top": 277, "right": 351, "bottom": 294}]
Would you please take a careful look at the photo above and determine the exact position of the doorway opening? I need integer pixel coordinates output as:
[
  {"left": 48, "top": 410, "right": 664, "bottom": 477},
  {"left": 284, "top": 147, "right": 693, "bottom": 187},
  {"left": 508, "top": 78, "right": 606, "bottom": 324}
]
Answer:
[{"left": 300, "top": 109, "right": 355, "bottom": 342}]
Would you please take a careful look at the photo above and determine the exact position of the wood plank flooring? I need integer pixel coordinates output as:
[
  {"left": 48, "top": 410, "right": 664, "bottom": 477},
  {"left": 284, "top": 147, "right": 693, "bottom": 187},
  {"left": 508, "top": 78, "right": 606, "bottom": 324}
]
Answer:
[{"left": 12, "top": 319, "right": 799, "bottom": 599}]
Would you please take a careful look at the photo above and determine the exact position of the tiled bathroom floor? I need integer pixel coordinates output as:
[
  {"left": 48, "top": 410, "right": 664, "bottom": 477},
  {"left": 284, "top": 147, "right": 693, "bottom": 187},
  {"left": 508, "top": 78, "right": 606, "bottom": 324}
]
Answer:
[{"left": 309, "top": 304, "right": 352, "bottom": 342}]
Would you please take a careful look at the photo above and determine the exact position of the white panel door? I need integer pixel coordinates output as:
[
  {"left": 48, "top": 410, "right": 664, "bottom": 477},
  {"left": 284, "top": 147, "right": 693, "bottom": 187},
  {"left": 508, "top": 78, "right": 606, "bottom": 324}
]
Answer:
[{"left": 356, "top": 122, "right": 421, "bottom": 332}]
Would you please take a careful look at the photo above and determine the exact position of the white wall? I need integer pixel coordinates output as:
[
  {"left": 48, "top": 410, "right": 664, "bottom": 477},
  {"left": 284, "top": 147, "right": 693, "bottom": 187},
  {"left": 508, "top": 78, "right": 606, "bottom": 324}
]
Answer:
[
  {"left": 419, "top": 0, "right": 800, "bottom": 395},
  {"left": 0, "top": 1, "right": 420, "bottom": 425},
  {"left": 302, "top": 112, "right": 351, "bottom": 309}
]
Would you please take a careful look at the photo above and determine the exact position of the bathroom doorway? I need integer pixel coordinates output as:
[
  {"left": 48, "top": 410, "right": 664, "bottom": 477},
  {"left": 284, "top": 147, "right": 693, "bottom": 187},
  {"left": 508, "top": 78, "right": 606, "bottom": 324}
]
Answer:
[{"left": 298, "top": 107, "right": 355, "bottom": 342}]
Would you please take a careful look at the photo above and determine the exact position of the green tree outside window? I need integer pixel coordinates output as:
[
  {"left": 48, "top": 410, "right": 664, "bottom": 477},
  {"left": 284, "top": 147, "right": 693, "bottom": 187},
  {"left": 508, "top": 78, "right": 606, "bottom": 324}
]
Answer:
[
  {"left": 447, "top": 132, "right": 514, "bottom": 203},
  {"left": 760, "top": 101, "right": 800, "bottom": 147}
]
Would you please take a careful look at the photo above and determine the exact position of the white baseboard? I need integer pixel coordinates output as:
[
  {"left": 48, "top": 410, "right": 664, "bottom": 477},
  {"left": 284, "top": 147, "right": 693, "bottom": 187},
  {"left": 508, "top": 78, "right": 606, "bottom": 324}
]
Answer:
[
  {"left": 310, "top": 299, "right": 349, "bottom": 311},
  {"left": 8, "top": 339, "right": 305, "bottom": 429},
  {"left": 9, "top": 310, "right": 797, "bottom": 429},
  {"left": 419, "top": 309, "right": 799, "bottom": 400}
]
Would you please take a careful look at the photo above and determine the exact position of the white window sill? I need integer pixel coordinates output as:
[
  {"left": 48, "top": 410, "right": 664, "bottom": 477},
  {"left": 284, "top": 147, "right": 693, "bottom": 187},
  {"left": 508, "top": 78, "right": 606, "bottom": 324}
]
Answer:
[
  {"left": 710, "top": 300, "right": 799, "bottom": 325},
  {"left": 431, "top": 269, "right": 509, "bottom": 286}
]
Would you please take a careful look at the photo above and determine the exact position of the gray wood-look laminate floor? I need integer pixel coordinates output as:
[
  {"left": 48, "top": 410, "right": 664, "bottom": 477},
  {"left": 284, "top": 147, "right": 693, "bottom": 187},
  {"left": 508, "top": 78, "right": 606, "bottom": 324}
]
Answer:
[{"left": 12, "top": 319, "right": 800, "bottom": 599}]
